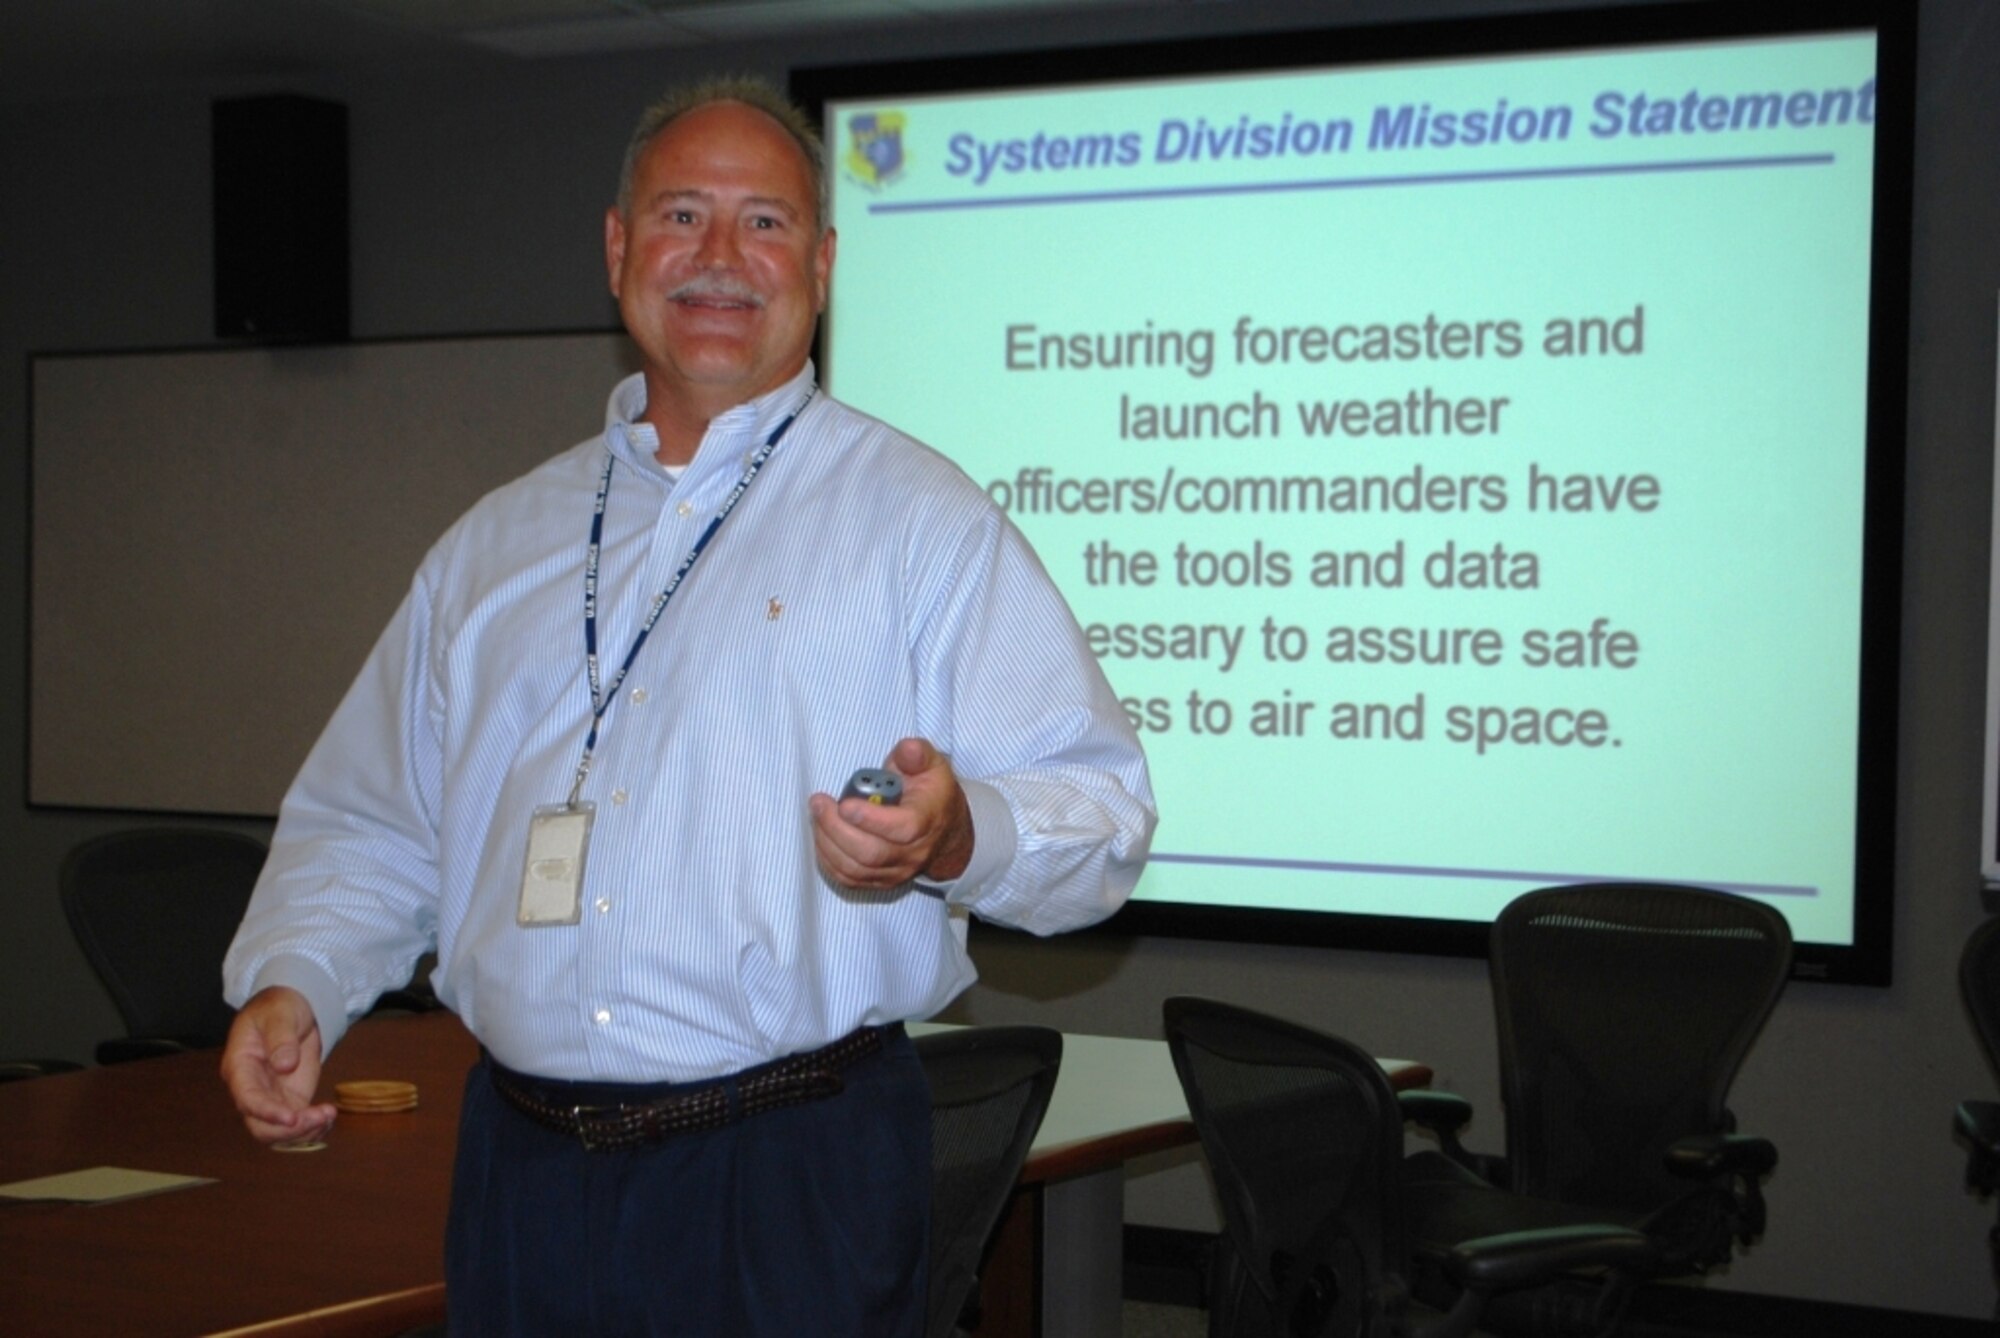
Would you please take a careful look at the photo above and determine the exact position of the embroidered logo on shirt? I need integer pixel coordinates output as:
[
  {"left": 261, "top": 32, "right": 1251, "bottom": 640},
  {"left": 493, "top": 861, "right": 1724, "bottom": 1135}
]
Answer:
[{"left": 767, "top": 597, "right": 784, "bottom": 621}]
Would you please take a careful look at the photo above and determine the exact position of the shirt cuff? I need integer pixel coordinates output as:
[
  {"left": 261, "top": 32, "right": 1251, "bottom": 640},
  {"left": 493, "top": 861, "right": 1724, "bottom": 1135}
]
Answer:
[
  {"left": 917, "top": 777, "right": 1015, "bottom": 905},
  {"left": 249, "top": 955, "right": 355, "bottom": 1057}
]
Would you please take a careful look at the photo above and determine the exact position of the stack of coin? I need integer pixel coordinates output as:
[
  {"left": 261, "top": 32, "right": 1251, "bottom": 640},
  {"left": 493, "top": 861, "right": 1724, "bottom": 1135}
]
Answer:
[{"left": 334, "top": 1079, "right": 419, "bottom": 1114}]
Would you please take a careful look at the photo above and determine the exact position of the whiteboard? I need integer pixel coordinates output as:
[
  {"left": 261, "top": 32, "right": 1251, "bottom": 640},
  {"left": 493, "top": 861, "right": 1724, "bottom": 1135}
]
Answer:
[{"left": 30, "top": 332, "right": 638, "bottom": 815}]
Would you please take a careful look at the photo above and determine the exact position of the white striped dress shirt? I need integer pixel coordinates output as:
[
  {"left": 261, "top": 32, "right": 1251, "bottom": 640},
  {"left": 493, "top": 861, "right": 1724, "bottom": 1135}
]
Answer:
[{"left": 225, "top": 363, "right": 1157, "bottom": 1081}]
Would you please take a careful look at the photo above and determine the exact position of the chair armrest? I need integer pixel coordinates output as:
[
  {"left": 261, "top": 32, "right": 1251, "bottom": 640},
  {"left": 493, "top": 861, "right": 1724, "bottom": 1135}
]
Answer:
[
  {"left": 1402, "top": 1089, "right": 1473, "bottom": 1136},
  {"left": 1663, "top": 1133, "right": 1776, "bottom": 1179},
  {"left": 1410, "top": 1226, "right": 1659, "bottom": 1338},
  {"left": 0, "top": 1059, "right": 85, "bottom": 1083},
  {"left": 1402, "top": 1089, "right": 1483, "bottom": 1173},
  {"left": 96, "top": 1036, "right": 195, "bottom": 1065},
  {"left": 1957, "top": 1099, "right": 2000, "bottom": 1153},
  {"left": 1958, "top": 1100, "right": 2000, "bottom": 1193},
  {"left": 1664, "top": 1131, "right": 1777, "bottom": 1247},
  {"left": 1444, "top": 1224, "right": 1659, "bottom": 1294}
]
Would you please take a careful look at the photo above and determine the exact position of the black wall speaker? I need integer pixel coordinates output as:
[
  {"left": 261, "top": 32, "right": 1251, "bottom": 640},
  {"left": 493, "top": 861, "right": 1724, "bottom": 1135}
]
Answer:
[{"left": 212, "top": 95, "right": 350, "bottom": 342}]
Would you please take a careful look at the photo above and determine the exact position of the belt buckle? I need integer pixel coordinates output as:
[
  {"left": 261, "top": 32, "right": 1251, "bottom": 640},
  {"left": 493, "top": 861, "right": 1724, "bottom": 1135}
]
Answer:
[{"left": 572, "top": 1103, "right": 615, "bottom": 1152}]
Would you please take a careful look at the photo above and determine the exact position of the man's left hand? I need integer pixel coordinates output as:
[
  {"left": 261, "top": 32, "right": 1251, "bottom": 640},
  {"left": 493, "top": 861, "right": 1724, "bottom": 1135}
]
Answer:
[{"left": 810, "top": 737, "right": 973, "bottom": 890}]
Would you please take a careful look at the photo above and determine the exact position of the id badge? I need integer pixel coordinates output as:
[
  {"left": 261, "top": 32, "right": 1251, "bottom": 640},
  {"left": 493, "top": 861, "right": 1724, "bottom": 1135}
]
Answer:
[{"left": 518, "top": 802, "right": 594, "bottom": 927}]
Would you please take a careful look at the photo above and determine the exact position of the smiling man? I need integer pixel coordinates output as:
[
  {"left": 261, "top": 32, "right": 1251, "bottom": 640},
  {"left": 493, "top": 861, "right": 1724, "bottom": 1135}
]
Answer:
[
  {"left": 219, "top": 78, "right": 1155, "bottom": 1335},
  {"left": 607, "top": 95, "right": 835, "bottom": 460}
]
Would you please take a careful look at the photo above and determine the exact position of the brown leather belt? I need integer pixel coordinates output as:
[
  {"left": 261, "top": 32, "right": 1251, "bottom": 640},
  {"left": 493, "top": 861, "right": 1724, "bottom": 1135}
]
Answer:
[{"left": 487, "top": 1024, "right": 893, "bottom": 1152}]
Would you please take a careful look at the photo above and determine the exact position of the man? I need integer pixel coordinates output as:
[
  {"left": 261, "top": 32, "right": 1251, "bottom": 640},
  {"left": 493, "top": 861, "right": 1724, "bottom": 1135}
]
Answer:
[{"left": 220, "top": 77, "right": 1156, "bottom": 1335}]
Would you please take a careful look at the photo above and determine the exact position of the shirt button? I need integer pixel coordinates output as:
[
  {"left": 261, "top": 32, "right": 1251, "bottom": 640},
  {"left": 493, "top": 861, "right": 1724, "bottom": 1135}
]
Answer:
[
  {"left": 611, "top": 788, "right": 629, "bottom": 805},
  {"left": 595, "top": 897, "right": 612, "bottom": 914},
  {"left": 676, "top": 501, "right": 693, "bottom": 517},
  {"left": 593, "top": 1008, "right": 612, "bottom": 1025},
  {"left": 629, "top": 687, "right": 647, "bottom": 704}
]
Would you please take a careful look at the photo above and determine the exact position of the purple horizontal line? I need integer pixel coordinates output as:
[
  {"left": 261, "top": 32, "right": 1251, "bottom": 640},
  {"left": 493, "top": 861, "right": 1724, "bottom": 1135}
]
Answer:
[
  {"left": 866, "top": 152, "right": 1835, "bottom": 214},
  {"left": 1146, "top": 851, "right": 1819, "bottom": 899}
]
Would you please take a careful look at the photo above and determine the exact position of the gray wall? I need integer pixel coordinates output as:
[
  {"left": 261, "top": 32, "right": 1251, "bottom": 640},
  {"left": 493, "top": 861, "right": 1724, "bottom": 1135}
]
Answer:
[{"left": 4, "top": 0, "right": 1996, "bottom": 1319}]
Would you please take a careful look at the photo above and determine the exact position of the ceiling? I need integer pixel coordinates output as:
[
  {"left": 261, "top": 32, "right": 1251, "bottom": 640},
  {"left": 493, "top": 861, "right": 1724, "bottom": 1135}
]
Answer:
[{"left": 0, "top": 0, "right": 1181, "bottom": 106}]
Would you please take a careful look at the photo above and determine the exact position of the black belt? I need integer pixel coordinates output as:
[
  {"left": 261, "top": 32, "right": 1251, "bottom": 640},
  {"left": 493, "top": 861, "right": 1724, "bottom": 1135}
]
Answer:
[{"left": 487, "top": 1024, "right": 895, "bottom": 1152}]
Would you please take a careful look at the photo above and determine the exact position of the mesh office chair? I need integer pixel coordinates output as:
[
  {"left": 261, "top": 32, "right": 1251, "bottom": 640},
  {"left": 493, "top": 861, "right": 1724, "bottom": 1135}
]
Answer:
[
  {"left": 1165, "top": 996, "right": 1651, "bottom": 1338},
  {"left": 1955, "top": 915, "right": 2000, "bottom": 1312},
  {"left": 1401, "top": 883, "right": 1791, "bottom": 1334},
  {"left": 914, "top": 1025, "right": 1063, "bottom": 1338},
  {"left": 60, "top": 827, "right": 269, "bottom": 1064}
]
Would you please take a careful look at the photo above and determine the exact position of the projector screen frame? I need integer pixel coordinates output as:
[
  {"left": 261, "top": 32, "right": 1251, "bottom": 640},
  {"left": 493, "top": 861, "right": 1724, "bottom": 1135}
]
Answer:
[{"left": 808, "top": 0, "right": 1910, "bottom": 986}]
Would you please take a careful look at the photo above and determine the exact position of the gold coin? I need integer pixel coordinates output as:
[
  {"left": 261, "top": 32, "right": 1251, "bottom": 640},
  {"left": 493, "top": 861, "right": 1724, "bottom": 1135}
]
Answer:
[{"left": 335, "top": 1080, "right": 417, "bottom": 1101}]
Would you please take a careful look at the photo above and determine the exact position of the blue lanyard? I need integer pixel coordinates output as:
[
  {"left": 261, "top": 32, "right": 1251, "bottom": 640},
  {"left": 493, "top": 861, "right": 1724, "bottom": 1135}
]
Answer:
[{"left": 568, "top": 386, "right": 817, "bottom": 805}]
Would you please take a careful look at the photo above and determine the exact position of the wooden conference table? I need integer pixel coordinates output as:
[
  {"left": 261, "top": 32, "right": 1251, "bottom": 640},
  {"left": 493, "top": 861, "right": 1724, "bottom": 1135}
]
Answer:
[{"left": 0, "top": 1011, "right": 1429, "bottom": 1337}]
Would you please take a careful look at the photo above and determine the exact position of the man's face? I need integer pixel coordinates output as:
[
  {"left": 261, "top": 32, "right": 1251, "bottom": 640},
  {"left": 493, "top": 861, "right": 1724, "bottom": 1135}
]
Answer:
[{"left": 606, "top": 100, "right": 834, "bottom": 416}]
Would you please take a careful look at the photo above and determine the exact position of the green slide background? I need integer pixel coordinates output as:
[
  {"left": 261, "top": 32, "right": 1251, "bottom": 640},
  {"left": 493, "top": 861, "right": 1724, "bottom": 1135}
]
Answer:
[{"left": 822, "top": 31, "right": 1878, "bottom": 944}]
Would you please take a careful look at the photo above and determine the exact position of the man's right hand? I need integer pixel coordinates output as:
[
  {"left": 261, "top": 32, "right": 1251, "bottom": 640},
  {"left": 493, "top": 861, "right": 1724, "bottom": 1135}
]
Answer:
[{"left": 219, "top": 986, "right": 337, "bottom": 1145}]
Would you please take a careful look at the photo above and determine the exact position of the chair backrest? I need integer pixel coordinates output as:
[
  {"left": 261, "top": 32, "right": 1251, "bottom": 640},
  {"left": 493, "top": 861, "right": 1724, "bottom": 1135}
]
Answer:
[
  {"left": 1491, "top": 882, "right": 1791, "bottom": 1214},
  {"left": 1961, "top": 916, "right": 2000, "bottom": 1078},
  {"left": 1164, "top": 996, "right": 1407, "bottom": 1338},
  {"left": 914, "top": 1025, "right": 1062, "bottom": 1338},
  {"left": 59, "top": 828, "right": 269, "bottom": 1046}
]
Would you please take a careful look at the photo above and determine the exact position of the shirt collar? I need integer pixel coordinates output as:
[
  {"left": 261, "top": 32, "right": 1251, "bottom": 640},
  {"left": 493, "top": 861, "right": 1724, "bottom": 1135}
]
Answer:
[{"left": 603, "top": 362, "right": 817, "bottom": 481}]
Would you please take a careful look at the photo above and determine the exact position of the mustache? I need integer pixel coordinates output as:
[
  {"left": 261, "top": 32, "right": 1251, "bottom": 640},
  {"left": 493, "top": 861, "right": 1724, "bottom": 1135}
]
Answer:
[{"left": 668, "top": 276, "right": 765, "bottom": 306}]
